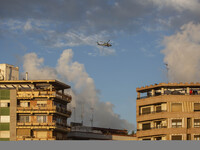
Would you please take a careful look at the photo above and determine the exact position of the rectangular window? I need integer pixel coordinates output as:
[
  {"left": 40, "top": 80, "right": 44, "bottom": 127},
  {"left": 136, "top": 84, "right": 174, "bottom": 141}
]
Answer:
[
  {"left": 0, "top": 116, "right": 10, "bottom": 123},
  {"left": 194, "top": 119, "right": 200, "bottom": 128},
  {"left": 187, "top": 118, "right": 191, "bottom": 129},
  {"left": 20, "top": 102, "right": 29, "bottom": 107},
  {"left": 155, "top": 121, "right": 162, "bottom": 128},
  {"left": 0, "top": 102, "right": 10, "bottom": 107},
  {"left": 37, "top": 101, "right": 47, "bottom": 107},
  {"left": 194, "top": 135, "right": 200, "bottom": 140},
  {"left": 142, "top": 107, "right": 151, "bottom": 115},
  {"left": 142, "top": 138, "right": 151, "bottom": 140},
  {"left": 194, "top": 103, "right": 200, "bottom": 111},
  {"left": 155, "top": 137, "right": 162, "bottom": 140},
  {"left": 155, "top": 105, "right": 162, "bottom": 112},
  {"left": 142, "top": 123, "right": 151, "bottom": 130},
  {"left": 172, "top": 119, "right": 182, "bottom": 128},
  {"left": 37, "top": 116, "right": 47, "bottom": 123},
  {"left": 0, "top": 131, "right": 10, "bottom": 138},
  {"left": 171, "top": 103, "right": 182, "bottom": 112},
  {"left": 172, "top": 135, "right": 182, "bottom": 140},
  {"left": 19, "top": 116, "right": 30, "bottom": 123}
]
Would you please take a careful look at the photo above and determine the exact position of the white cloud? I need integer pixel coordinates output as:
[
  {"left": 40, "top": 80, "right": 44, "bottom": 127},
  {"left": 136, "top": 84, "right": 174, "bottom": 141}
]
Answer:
[
  {"left": 161, "top": 22, "right": 200, "bottom": 82},
  {"left": 150, "top": 0, "right": 200, "bottom": 12},
  {"left": 22, "top": 49, "right": 134, "bottom": 130}
]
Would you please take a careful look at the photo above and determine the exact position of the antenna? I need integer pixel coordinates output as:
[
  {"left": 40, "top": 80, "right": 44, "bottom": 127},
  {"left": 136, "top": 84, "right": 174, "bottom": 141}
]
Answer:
[
  {"left": 81, "top": 102, "right": 84, "bottom": 125},
  {"left": 90, "top": 107, "right": 94, "bottom": 127},
  {"left": 73, "top": 107, "right": 76, "bottom": 122},
  {"left": 165, "top": 63, "right": 169, "bottom": 83}
]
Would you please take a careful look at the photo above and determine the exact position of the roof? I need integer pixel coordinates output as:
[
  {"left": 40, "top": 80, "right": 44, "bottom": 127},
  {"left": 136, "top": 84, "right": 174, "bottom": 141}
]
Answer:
[
  {"left": 0, "top": 80, "right": 70, "bottom": 90},
  {"left": 137, "top": 82, "right": 200, "bottom": 93}
]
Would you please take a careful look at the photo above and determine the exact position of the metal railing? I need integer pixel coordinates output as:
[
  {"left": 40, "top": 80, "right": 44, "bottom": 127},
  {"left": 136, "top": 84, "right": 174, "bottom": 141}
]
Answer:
[
  {"left": 17, "top": 91, "right": 72, "bottom": 102},
  {"left": 137, "top": 91, "right": 200, "bottom": 100},
  {"left": 139, "top": 110, "right": 167, "bottom": 115},
  {"left": 137, "top": 126, "right": 167, "bottom": 131}
]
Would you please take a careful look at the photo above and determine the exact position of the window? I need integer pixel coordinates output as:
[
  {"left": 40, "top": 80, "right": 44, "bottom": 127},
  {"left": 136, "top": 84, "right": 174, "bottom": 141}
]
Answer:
[
  {"left": 172, "top": 119, "right": 182, "bottom": 128},
  {"left": 194, "top": 119, "right": 200, "bottom": 128},
  {"left": 0, "top": 100, "right": 10, "bottom": 107},
  {"left": 0, "top": 116, "right": 10, "bottom": 123},
  {"left": 37, "top": 116, "right": 47, "bottom": 123},
  {"left": 155, "top": 121, "right": 162, "bottom": 128},
  {"left": 171, "top": 103, "right": 182, "bottom": 112},
  {"left": 142, "top": 138, "right": 151, "bottom": 140},
  {"left": 141, "top": 107, "right": 151, "bottom": 115},
  {"left": 155, "top": 105, "right": 162, "bottom": 112},
  {"left": 171, "top": 135, "right": 182, "bottom": 140},
  {"left": 37, "top": 101, "right": 47, "bottom": 107},
  {"left": 20, "top": 102, "right": 29, "bottom": 107},
  {"left": 194, "top": 135, "right": 200, "bottom": 140},
  {"left": 155, "top": 137, "right": 162, "bottom": 140},
  {"left": 194, "top": 103, "right": 200, "bottom": 112},
  {"left": 142, "top": 123, "right": 151, "bottom": 130},
  {"left": 19, "top": 116, "right": 30, "bottom": 123}
]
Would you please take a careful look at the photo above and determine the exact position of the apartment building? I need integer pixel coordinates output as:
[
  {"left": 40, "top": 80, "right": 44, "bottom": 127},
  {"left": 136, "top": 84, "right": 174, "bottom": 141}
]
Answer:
[
  {"left": 0, "top": 64, "right": 72, "bottom": 141},
  {"left": 136, "top": 82, "right": 200, "bottom": 140}
]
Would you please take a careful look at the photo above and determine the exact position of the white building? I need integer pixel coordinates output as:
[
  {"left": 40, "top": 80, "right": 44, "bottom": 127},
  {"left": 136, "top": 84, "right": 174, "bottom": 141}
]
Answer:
[{"left": 0, "top": 64, "right": 19, "bottom": 81}]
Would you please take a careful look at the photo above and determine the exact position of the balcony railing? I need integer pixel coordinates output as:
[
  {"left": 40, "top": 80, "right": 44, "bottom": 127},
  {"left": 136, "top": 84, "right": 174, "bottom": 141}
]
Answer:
[
  {"left": 17, "top": 136, "right": 56, "bottom": 141},
  {"left": 17, "top": 106, "right": 57, "bottom": 111},
  {"left": 17, "top": 91, "right": 72, "bottom": 102},
  {"left": 17, "top": 121, "right": 56, "bottom": 126},
  {"left": 137, "top": 126, "right": 167, "bottom": 131},
  {"left": 137, "top": 90, "right": 200, "bottom": 100},
  {"left": 139, "top": 110, "right": 167, "bottom": 115},
  {"left": 17, "top": 106, "right": 71, "bottom": 116}
]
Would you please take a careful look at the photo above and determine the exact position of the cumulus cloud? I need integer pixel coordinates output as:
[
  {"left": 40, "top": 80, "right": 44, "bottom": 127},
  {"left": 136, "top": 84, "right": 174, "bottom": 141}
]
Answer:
[
  {"left": 23, "top": 53, "right": 57, "bottom": 79},
  {"left": 22, "top": 49, "right": 134, "bottom": 130},
  {"left": 161, "top": 22, "right": 200, "bottom": 82}
]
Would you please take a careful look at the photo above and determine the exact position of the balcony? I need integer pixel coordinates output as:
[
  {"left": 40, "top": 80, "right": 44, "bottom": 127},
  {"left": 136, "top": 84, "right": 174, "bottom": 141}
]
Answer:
[
  {"left": 17, "top": 106, "right": 56, "bottom": 112},
  {"left": 17, "top": 121, "right": 56, "bottom": 127},
  {"left": 137, "top": 126, "right": 167, "bottom": 131},
  {"left": 17, "top": 136, "right": 56, "bottom": 141},
  {"left": 137, "top": 89, "right": 200, "bottom": 100},
  {"left": 17, "top": 106, "right": 71, "bottom": 117},
  {"left": 139, "top": 110, "right": 167, "bottom": 115},
  {"left": 17, "top": 91, "right": 72, "bottom": 103}
]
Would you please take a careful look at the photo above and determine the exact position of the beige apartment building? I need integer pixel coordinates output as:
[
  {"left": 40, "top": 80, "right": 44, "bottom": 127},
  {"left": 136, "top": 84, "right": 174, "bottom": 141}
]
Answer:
[
  {"left": 0, "top": 64, "right": 72, "bottom": 141},
  {"left": 136, "top": 82, "right": 200, "bottom": 140}
]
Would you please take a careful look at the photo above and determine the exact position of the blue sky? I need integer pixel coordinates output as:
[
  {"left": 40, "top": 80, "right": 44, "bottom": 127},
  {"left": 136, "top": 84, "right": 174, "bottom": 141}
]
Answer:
[{"left": 1, "top": 0, "right": 200, "bottom": 130}]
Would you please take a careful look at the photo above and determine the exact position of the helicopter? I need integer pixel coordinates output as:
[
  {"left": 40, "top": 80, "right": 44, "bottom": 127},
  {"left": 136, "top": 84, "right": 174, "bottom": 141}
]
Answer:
[{"left": 97, "top": 40, "right": 112, "bottom": 47}]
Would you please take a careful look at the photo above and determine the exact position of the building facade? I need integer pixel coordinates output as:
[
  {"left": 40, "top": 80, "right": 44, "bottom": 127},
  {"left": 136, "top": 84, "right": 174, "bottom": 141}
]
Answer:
[
  {"left": 0, "top": 80, "right": 72, "bottom": 141},
  {"left": 136, "top": 82, "right": 200, "bottom": 140}
]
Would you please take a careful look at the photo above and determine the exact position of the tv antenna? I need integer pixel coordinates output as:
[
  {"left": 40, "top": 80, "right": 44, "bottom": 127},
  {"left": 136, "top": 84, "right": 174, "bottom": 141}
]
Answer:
[
  {"left": 165, "top": 63, "right": 169, "bottom": 83},
  {"left": 73, "top": 107, "right": 76, "bottom": 122},
  {"left": 80, "top": 102, "right": 84, "bottom": 125},
  {"left": 90, "top": 107, "right": 94, "bottom": 127}
]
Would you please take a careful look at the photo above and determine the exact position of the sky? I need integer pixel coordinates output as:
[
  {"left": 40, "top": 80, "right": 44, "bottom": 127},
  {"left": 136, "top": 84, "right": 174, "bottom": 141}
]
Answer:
[{"left": 1, "top": 0, "right": 200, "bottom": 132}]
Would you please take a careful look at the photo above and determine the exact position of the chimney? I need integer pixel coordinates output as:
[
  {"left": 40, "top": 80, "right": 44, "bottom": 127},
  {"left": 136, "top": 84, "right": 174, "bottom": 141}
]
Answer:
[{"left": 26, "top": 72, "right": 28, "bottom": 80}]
